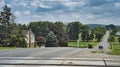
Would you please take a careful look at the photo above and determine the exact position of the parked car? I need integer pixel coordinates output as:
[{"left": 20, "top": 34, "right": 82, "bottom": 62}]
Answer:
[
  {"left": 99, "top": 45, "right": 103, "bottom": 49},
  {"left": 88, "top": 44, "right": 92, "bottom": 49}
]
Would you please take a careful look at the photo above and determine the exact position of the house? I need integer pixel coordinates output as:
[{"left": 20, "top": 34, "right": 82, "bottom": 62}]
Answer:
[{"left": 22, "top": 29, "right": 35, "bottom": 48}]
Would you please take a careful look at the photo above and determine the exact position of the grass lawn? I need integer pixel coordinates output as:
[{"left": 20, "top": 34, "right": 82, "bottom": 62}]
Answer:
[
  {"left": 68, "top": 41, "right": 99, "bottom": 48},
  {"left": 108, "top": 45, "right": 120, "bottom": 55},
  {"left": 0, "top": 47, "right": 16, "bottom": 50},
  {"left": 108, "top": 36, "right": 120, "bottom": 55}
]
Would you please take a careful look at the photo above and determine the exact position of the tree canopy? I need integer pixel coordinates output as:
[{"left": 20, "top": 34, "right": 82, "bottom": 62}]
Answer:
[{"left": 67, "top": 21, "right": 82, "bottom": 41}]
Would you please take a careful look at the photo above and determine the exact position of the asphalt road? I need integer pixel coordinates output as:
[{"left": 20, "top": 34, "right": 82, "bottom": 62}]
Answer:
[
  {"left": 0, "top": 47, "right": 85, "bottom": 58},
  {"left": 95, "top": 31, "right": 110, "bottom": 50}
]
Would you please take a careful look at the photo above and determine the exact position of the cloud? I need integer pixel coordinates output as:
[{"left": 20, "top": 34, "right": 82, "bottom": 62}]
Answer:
[
  {"left": 24, "top": 11, "right": 30, "bottom": 16},
  {"left": 22, "top": 3, "right": 27, "bottom": 7},
  {"left": 0, "top": 0, "right": 5, "bottom": 6},
  {"left": 115, "top": 2, "right": 120, "bottom": 7},
  {"left": 15, "top": 10, "right": 21, "bottom": 17},
  {"left": 1, "top": 0, "right": 120, "bottom": 25}
]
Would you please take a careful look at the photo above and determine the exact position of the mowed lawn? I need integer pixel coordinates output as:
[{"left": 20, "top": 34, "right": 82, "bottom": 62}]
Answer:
[
  {"left": 109, "top": 36, "right": 120, "bottom": 55},
  {"left": 0, "top": 47, "right": 16, "bottom": 50},
  {"left": 110, "top": 45, "right": 120, "bottom": 55},
  {"left": 68, "top": 41, "right": 99, "bottom": 48}
]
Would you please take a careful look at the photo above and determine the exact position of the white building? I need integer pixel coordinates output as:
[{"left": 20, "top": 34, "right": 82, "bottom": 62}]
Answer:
[{"left": 22, "top": 29, "right": 35, "bottom": 48}]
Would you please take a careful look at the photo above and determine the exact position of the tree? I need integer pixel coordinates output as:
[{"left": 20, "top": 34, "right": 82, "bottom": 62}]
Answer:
[
  {"left": 108, "top": 35, "right": 115, "bottom": 49},
  {"left": 118, "top": 36, "right": 120, "bottom": 44},
  {"left": 93, "top": 26, "right": 105, "bottom": 42},
  {"left": 0, "top": 5, "right": 12, "bottom": 46},
  {"left": 49, "top": 22, "right": 68, "bottom": 47},
  {"left": 18, "top": 24, "right": 28, "bottom": 30},
  {"left": 110, "top": 29, "right": 117, "bottom": 35},
  {"left": 9, "top": 30, "right": 26, "bottom": 47},
  {"left": 36, "top": 35, "right": 45, "bottom": 47},
  {"left": 28, "top": 21, "right": 52, "bottom": 37},
  {"left": 46, "top": 31, "right": 58, "bottom": 47},
  {"left": 89, "top": 29, "right": 94, "bottom": 40},
  {"left": 81, "top": 25, "right": 90, "bottom": 42},
  {"left": 67, "top": 21, "right": 82, "bottom": 40}
]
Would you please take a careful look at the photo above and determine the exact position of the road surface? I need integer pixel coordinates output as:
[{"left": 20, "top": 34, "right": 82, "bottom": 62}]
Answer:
[
  {"left": 0, "top": 47, "right": 120, "bottom": 67},
  {"left": 0, "top": 47, "right": 85, "bottom": 58},
  {"left": 95, "top": 31, "right": 110, "bottom": 50}
]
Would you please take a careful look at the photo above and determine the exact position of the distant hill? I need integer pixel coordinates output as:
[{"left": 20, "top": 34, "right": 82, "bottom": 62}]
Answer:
[
  {"left": 86, "top": 24, "right": 120, "bottom": 29},
  {"left": 86, "top": 24, "right": 106, "bottom": 29}
]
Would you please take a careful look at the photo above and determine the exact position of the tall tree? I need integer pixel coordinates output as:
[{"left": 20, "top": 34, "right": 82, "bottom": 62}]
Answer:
[
  {"left": 89, "top": 29, "right": 94, "bottom": 40},
  {"left": 67, "top": 21, "right": 82, "bottom": 40},
  {"left": 81, "top": 25, "right": 90, "bottom": 42},
  {"left": 46, "top": 31, "right": 58, "bottom": 47},
  {"left": 0, "top": 5, "right": 12, "bottom": 46},
  {"left": 118, "top": 36, "right": 120, "bottom": 44},
  {"left": 93, "top": 26, "right": 105, "bottom": 42},
  {"left": 28, "top": 21, "right": 52, "bottom": 37},
  {"left": 108, "top": 35, "right": 115, "bottom": 49},
  {"left": 49, "top": 22, "right": 68, "bottom": 47},
  {"left": 18, "top": 24, "right": 28, "bottom": 30}
]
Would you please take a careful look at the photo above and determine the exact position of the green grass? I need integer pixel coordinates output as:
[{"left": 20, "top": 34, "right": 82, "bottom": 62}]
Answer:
[
  {"left": 0, "top": 47, "right": 16, "bottom": 50},
  {"left": 68, "top": 41, "right": 99, "bottom": 48},
  {"left": 108, "top": 45, "right": 120, "bottom": 55},
  {"left": 108, "top": 36, "right": 120, "bottom": 55}
]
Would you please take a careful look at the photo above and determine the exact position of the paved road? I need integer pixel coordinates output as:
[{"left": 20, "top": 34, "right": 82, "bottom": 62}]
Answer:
[
  {"left": 0, "top": 45, "right": 120, "bottom": 67},
  {"left": 95, "top": 31, "right": 110, "bottom": 50},
  {"left": 0, "top": 47, "right": 85, "bottom": 58}
]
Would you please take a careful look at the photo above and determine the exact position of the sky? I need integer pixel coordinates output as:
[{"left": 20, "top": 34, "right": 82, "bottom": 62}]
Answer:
[{"left": 0, "top": 0, "right": 120, "bottom": 25}]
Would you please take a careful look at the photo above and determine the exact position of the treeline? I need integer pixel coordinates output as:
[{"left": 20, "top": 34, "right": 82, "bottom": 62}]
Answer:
[{"left": 18, "top": 21, "right": 106, "bottom": 47}]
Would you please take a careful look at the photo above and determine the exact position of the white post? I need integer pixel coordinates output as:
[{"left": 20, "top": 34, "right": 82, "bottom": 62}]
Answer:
[{"left": 77, "top": 40, "right": 80, "bottom": 48}]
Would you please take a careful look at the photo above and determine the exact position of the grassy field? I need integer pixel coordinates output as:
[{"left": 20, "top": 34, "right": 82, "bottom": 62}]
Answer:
[
  {"left": 108, "top": 36, "right": 120, "bottom": 55},
  {"left": 68, "top": 41, "right": 99, "bottom": 48},
  {"left": 0, "top": 47, "right": 16, "bottom": 50},
  {"left": 109, "top": 45, "right": 120, "bottom": 55}
]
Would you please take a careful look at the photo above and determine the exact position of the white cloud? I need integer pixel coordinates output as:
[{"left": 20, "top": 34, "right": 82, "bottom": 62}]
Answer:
[
  {"left": 31, "top": 1, "right": 38, "bottom": 7},
  {"left": 63, "top": 1, "right": 78, "bottom": 7},
  {"left": 22, "top": 3, "right": 27, "bottom": 7},
  {"left": 33, "top": 14, "right": 42, "bottom": 18},
  {"left": 0, "top": 0, "right": 5, "bottom": 6},
  {"left": 62, "top": 0, "right": 86, "bottom": 8},
  {"left": 39, "top": 3, "right": 52, "bottom": 8},
  {"left": 6, "top": 4, "right": 12, "bottom": 8},
  {"left": 31, "top": 0, "right": 52, "bottom": 8},
  {"left": 86, "top": 15, "right": 95, "bottom": 18},
  {"left": 115, "top": 3, "right": 120, "bottom": 7},
  {"left": 24, "top": 11, "right": 30, "bottom": 16},
  {"left": 15, "top": 11, "right": 21, "bottom": 17}
]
